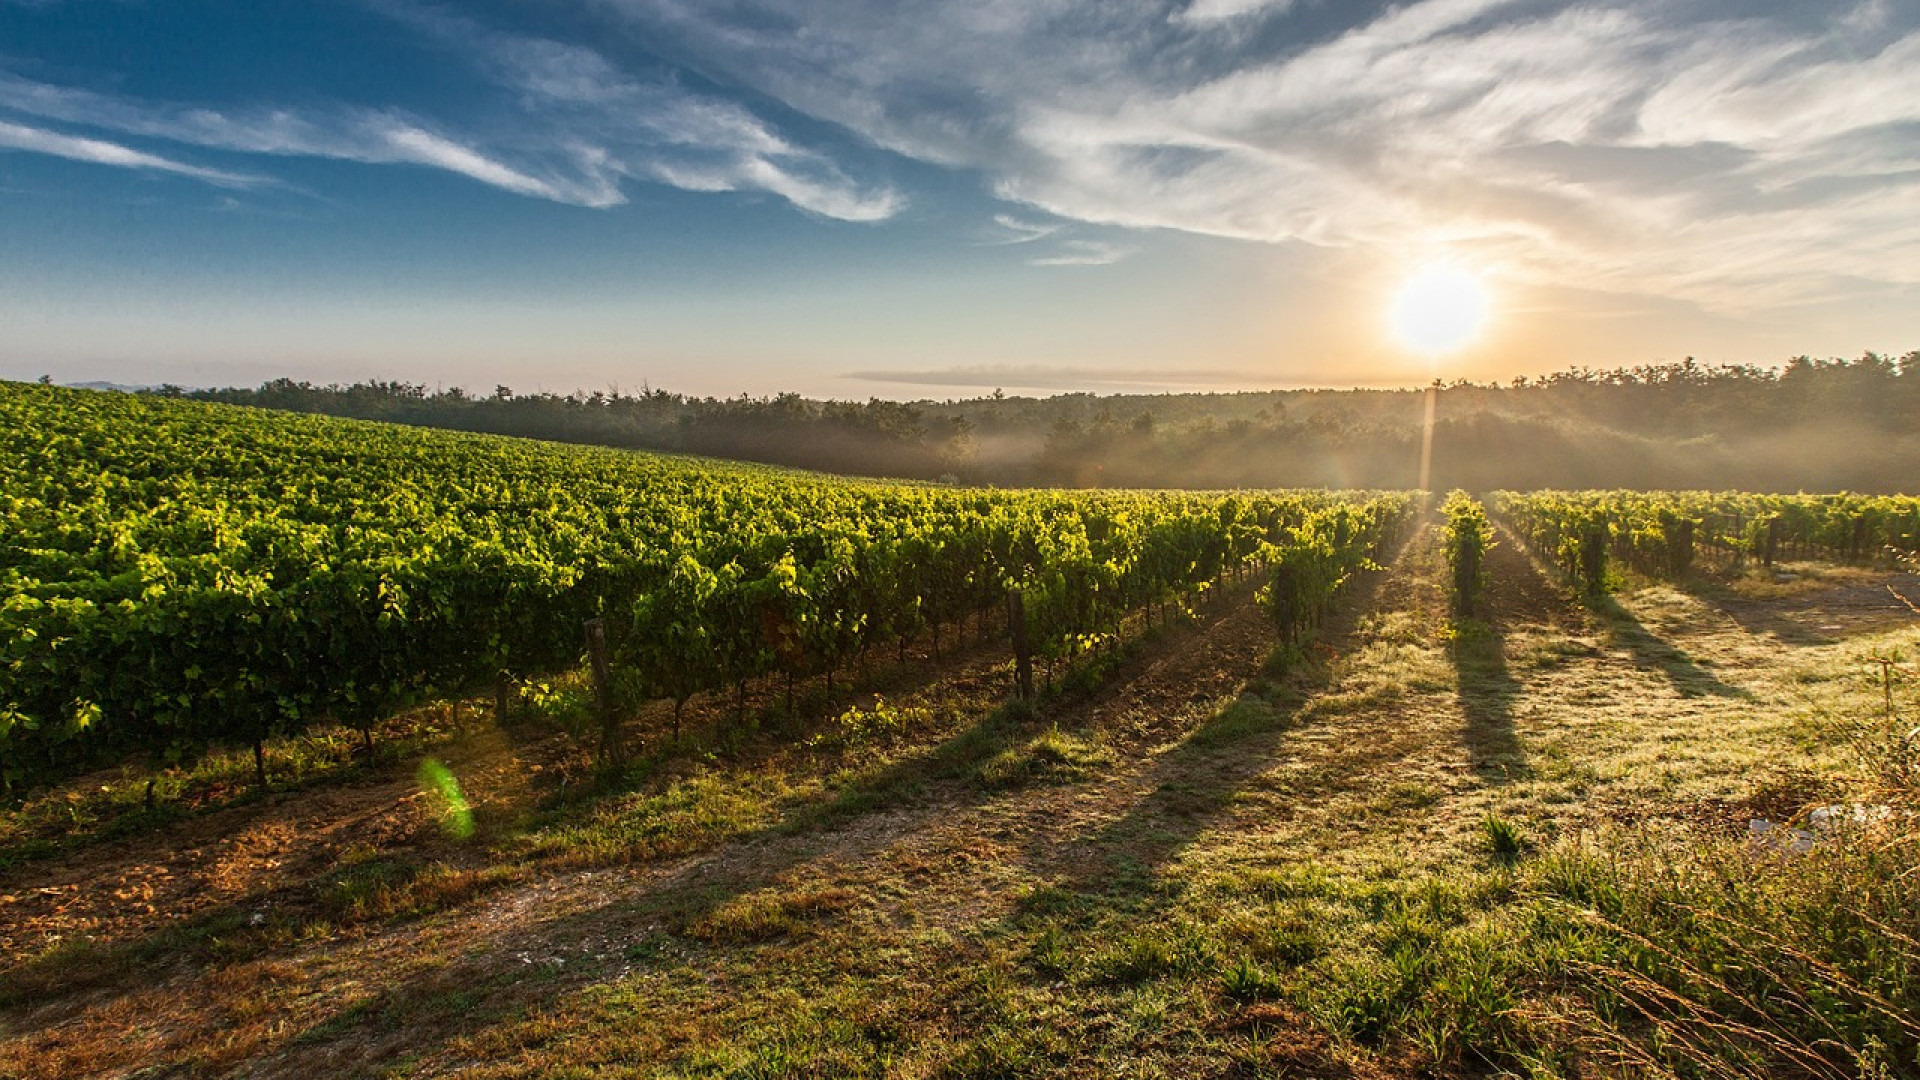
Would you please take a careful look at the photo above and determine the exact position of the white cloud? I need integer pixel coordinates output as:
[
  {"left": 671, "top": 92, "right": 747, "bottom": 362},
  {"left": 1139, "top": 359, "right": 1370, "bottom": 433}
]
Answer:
[
  {"left": 374, "top": 122, "right": 602, "bottom": 204},
  {"left": 1028, "top": 239, "right": 1131, "bottom": 267},
  {"left": 0, "top": 73, "right": 623, "bottom": 205},
  {"left": 0, "top": 119, "right": 261, "bottom": 186},
  {"left": 7, "top": 0, "right": 1914, "bottom": 292},
  {"left": 985, "top": 214, "right": 1061, "bottom": 243},
  {"left": 590, "top": 0, "right": 1920, "bottom": 307},
  {"left": 1171, "top": 0, "right": 1297, "bottom": 26},
  {"left": 0, "top": 7, "right": 902, "bottom": 221},
  {"left": 371, "top": 1, "right": 900, "bottom": 218}
]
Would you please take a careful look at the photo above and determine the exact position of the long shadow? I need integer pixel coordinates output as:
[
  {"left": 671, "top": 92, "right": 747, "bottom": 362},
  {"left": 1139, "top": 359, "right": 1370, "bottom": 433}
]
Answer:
[
  {"left": 1450, "top": 623, "right": 1526, "bottom": 782},
  {"left": 0, "top": 706, "right": 1037, "bottom": 1073},
  {"left": 1698, "top": 601, "right": 1842, "bottom": 646},
  {"left": 245, "top": 539, "right": 1428, "bottom": 1072},
  {"left": 1592, "top": 595, "right": 1752, "bottom": 699},
  {"left": 1, "top": 639, "right": 1062, "bottom": 1071},
  {"left": 24, "top": 591, "right": 1280, "bottom": 1074},
  {"left": 1678, "top": 574, "right": 1920, "bottom": 647},
  {"left": 6, "top": 550, "right": 1422, "bottom": 1075},
  {"left": 1020, "top": 528, "right": 1412, "bottom": 902}
]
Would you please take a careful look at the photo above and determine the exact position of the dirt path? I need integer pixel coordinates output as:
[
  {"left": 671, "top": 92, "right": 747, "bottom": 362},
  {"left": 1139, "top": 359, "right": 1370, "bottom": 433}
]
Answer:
[
  {"left": 5, "top": 519, "right": 1912, "bottom": 1079},
  {"left": 0, "top": 613, "right": 1033, "bottom": 963},
  {"left": 0, "top": 567, "right": 1301, "bottom": 1076}
]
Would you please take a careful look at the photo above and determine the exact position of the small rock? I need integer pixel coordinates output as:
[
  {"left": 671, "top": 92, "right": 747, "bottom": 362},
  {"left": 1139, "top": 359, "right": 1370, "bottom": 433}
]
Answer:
[
  {"left": 1808, "top": 803, "right": 1892, "bottom": 833},
  {"left": 1749, "top": 818, "right": 1815, "bottom": 853},
  {"left": 1750, "top": 803, "right": 1893, "bottom": 855}
]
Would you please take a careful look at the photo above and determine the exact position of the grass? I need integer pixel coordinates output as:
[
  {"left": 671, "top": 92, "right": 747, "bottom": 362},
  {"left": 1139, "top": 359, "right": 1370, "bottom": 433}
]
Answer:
[
  {"left": 5, "top": 526, "right": 1919, "bottom": 1078},
  {"left": 0, "top": 702, "right": 471, "bottom": 871},
  {"left": 1479, "top": 812, "right": 1526, "bottom": 859},
  {"left": 688, "top": 883, "right": 863, "bottom": 945},
  {"left": 976, "top": 725, "right": 1114, "bottom": 788}
]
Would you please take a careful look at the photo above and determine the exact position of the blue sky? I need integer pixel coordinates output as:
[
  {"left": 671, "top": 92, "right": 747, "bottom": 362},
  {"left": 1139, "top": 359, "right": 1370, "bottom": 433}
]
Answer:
[{"left": 2, "top": 0, "right": 1916, "bottom": 397}]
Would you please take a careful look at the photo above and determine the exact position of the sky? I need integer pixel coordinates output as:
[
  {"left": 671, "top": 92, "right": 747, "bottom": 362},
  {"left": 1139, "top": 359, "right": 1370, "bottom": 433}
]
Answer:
[{"left": 1, "top": 0, "right": 1916, "bottom": 399}]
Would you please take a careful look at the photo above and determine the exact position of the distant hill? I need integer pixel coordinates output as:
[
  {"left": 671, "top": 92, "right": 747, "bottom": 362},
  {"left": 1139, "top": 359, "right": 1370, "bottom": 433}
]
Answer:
[
  {"left": 67, "top": 381, "right": 171, "bottom": 394},
  {"left": 161, "top": 352, "right": 1920, "bottom": 493}
]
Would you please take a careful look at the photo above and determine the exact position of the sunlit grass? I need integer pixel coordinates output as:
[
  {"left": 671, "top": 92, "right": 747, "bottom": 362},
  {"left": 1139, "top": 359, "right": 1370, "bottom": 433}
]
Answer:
[{"left": 6, "top": 526, "right": 1918, "bottom": 1079}]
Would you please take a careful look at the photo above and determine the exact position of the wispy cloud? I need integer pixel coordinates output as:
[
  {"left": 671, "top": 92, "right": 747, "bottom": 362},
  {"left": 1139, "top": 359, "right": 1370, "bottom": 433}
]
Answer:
[
  {"left": 594, "top": 0, "right": 1920, "bottom": 306},
  {"left": 0, "top": 119, "right": 262, "bottom": 186},
  {"left": 0, "top": 75, "right": 620, "bottom": 206},
  {"left": 1171, "top": 0, "right": 1301, "bottom": 27},
  {"left": 1028, "top": 239, "right": 1131, "bottom": 267},
  {"left": 980, "top": 213, "right": 1129, "bottom": 266},
  {"left": 984, "top": 213, "right": 1060, "bottom": 244},
  {"left": 0, "top": 5, "right": 901, "bottom": 220},
  {"left": 376, "top": 120, "right": 610, "bottom": 204},
  {"left": 383, "top": 1, "right": 900, "bottom": 219},
  {"left": 7, "top": 0, "right": 1913, "bottom": 295}
]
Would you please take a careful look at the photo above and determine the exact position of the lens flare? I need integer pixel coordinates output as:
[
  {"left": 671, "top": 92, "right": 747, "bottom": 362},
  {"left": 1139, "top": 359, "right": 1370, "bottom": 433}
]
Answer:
[
  {"left": 1390, "top": 264, "right": 1490, "bottom": 355},
  {"left": 417, "top": 757, "right": 474, "bottom": 839}
]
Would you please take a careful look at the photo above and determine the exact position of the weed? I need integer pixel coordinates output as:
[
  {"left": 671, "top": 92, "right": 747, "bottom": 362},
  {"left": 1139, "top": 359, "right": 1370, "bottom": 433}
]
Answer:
[
  {"left": 689, "top": 885, "right": 860, "bottom": 945},
  {"left": 1480, "top": 812, "right": 1526, "bottom": 860},
  {"left": 976, "top": 726, "right": 1111, "bottom": 789},
  {"left": 807, "top": 696, "right": 932, "bottom": 752},
  {"left": 1027, "top": 926, "right": 1073, "bottom": 978},
  {"left": 1090, "top": 922, "right": 1214, "bottom": 985},
  {"left": 1221, "top": 955, "right": 1285, "bottom": 1000},
  {"left": 520, "top": 770, "right": 784, "bottom": 867}
]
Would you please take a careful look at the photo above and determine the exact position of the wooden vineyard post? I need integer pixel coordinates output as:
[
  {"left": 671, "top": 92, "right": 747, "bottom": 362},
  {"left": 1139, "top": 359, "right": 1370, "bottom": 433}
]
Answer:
[
  {"left": 1008, "top": 588, "right": 1034, "bottom": 699},
  {"left": 1764, "top": 517, "right": 1780, "bottom": 569},
  {"left": 1674, "top": 518, "right": 1695, "bottom": 579},
  {"left": 1873, "top": 656, "right": 1896, "bottom": 718},
  {"left": 1585, "top": 524, "right": 1607, "bottom": 595},
  {"left": 584, "top": 618, "right": 623, "bottom": 766}
]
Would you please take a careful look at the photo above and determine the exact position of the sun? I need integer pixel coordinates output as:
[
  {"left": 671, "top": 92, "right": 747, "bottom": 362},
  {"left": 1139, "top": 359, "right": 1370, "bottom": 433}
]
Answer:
[{"left": 1390, "top": 263, "right": 1491, "bottom": 355}]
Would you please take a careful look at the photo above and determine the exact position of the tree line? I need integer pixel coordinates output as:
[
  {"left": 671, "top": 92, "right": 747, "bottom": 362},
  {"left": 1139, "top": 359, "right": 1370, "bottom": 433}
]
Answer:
[{"left": 162, "top": 352, "right": 1920, "bottom": 492}]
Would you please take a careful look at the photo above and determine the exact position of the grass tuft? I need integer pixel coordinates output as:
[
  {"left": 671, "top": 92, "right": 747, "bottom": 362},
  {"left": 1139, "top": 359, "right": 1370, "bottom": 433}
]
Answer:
[
  {"left": 976, "top": 726, "right": 1112, "bottom": 789},
  {"left": 1221, "top": 954, "right": 1286, "bottom": 1000},
  {"left": 1480, "top": 813, "right": 1526, "bottom": 860},
  {"left": 688, "top": 885, "right": 861, "bottom": 945}
]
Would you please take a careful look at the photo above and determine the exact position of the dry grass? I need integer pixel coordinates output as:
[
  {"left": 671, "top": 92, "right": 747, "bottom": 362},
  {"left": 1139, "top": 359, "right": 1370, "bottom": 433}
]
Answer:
[{"left": 3, "top": 522, "right": 1916, "bottom": 1077}]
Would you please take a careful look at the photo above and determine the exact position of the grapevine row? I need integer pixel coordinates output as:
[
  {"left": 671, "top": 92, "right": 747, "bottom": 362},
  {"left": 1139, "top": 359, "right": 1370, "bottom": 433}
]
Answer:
[
  {"left": 1, "top": 383, "right": 1407, "bottom": 787},
  {"left": 1492, "top": 489, "right": 1920, "bottom": 594}
]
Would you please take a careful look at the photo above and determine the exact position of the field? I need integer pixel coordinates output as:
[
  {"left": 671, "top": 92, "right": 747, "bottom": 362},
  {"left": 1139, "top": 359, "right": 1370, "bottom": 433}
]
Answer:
[{"left": 3, "top": 387, "right": 1919, "bottom": 1078}]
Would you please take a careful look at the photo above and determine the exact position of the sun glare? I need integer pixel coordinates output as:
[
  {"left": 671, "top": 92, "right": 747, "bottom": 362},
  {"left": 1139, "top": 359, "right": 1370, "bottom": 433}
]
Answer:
[{"left": 1390, "top": 264, "right": 1490, "bottom": 355}]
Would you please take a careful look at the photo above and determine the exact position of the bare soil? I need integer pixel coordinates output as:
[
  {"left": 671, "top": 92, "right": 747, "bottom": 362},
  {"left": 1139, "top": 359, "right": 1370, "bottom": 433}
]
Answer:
[{"left": 3, "top": 523, "right": 1915, "bottom": 1078}]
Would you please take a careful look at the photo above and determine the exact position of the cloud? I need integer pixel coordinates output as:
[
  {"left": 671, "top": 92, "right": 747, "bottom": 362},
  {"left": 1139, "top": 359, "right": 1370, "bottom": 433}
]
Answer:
[
  {"left": 1171, "top": 0, "right": 1300, "bottom": 26},
  {"left": 979, "top": 213, "right": 1130, "bottom": 265},
  {"left": 0, "top": 119, "right": 263, "bottom": 186},
  {"left": 0, "top": 72, "right": 622, "bottom": 205},
  {"left": 985, "top": 213, "right": 1061, "bottom": 244},
  {"left": 1028, "top": 239, "right": 1131, "bottom": 266},
  {"left": 592, "top": 0, "right": 1920, "bottom": 307},
  {"left": 373, "top": 0, "right": 902, "bottom": 219},
  {"left": 8, "top": 0, "right": 1913, "bottom": 291},
  {"left": 375, "top": 120, "right": 615, "bottom": 204},
  {"left": 0, "top": 6, "right": 901, "bottom": 220}
]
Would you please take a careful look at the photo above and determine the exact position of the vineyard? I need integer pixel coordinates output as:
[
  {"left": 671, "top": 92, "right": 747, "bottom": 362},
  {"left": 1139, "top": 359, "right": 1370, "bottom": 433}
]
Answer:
[
  {"left": 0, "top": 381, "right": 1407, "bottom": 791},
  {"left": 4, "top": 384, "right": 1920, "bottom": 1079},
  {"left": 1493, "top": 489, "right": 1920, "bottom": 596}
]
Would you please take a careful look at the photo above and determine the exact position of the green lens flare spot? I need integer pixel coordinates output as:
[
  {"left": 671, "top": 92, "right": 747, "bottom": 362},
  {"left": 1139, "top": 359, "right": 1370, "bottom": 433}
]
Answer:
[{"left": 417, "top": 757, "right": 474, "bottom": 839}]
